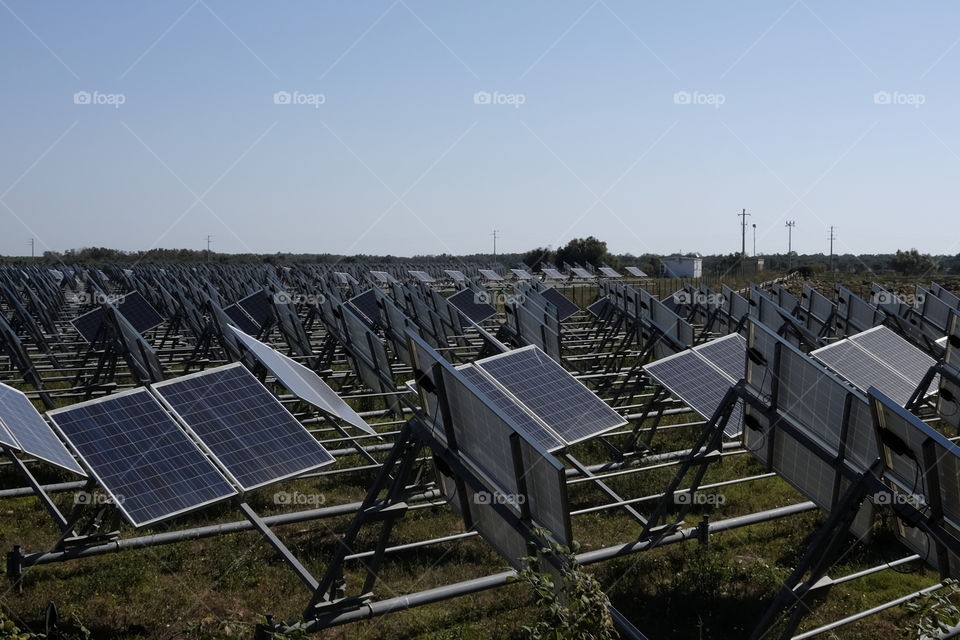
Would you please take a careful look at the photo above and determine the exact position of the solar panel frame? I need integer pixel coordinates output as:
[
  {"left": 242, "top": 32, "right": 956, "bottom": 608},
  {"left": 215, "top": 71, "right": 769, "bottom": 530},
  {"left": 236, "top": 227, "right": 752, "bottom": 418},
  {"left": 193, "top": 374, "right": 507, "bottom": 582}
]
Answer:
[
  {"left": 598, "top": 267, "right": 621, "bottom": 278},
  {"left": 237, "top": 290, "right": 274, "bottom": 329},
  {"left": 370, "top": 270, "right": 397, "bottom": 284},
  {"left": 624, "top": 266, "right": 648, "bottom": 277},
  {"left": 695, "top": 333, "right": 747, "bottom": 381},
  {"left": 408, "top": 270, "right": 434, "bottom": 283},
  {"left": 511, "top": 269, "right": 534, "bottom": 280},
  {"left": 0, "top": 383, "right": 86, "bottom": 475},
  {"left": 570, "top": 267, "right": 594, "bottom": 279},
  {"left": 348, "top": 290, "right": 382, "bottom": 328},
  {"left": 152, "top": 364, "right": 336, "bottom": 492},
  {"left": 47, "top": 388, "right": 237, "bottom": 527},
  {"left": 224, "top": 304, "right": 261, "bottom": 336},
  {"left": 444, "top": 269, "right": 467, "bottom": 282}
]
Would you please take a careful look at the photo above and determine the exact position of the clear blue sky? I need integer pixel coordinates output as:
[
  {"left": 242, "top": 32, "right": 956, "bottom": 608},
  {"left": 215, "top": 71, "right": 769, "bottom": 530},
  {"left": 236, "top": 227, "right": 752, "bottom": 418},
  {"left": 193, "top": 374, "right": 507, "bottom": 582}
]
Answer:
[{"left": 2, "top": 1, "right": 958, "bottom": 258}]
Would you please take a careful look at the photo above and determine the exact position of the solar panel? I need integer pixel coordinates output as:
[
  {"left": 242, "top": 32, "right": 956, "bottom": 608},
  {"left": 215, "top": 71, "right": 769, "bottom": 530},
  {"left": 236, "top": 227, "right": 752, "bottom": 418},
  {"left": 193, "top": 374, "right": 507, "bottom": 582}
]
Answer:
[
  {"left": 47, "top": 389, "right": 236, "bottom": 527},
  {"left": 812, "top": 327, "right": 936, "bottom": 406},
  {"left": 459, "top": 364, "right": 563, "bottom": 452},
  {"left": 598, "top": 267, "right": 621, "bottom": 278},
  {"left": 539, "top": 287, "right": 579, "bottom": 322},
  {"left": 938, "top": 336, "right": 949, "bottom": 348},
  {"left": 237, "top": 290, "right": 274, "bottom": 329},
  {"left": 624, "top": 266, "right": 648, "bottom": 277},
  {"left": 348, "top": 290, "right": 382, "bottom": 328},
  {"left": 408, "top": 271, "right": 434, "bottom": 283},
  {"left": 475, "top": 346, "right": 626, "bottom": 445},
  {"left": 541, "top": 268, "right": 567, "bottom": 280},
  {"left": 153, "top": 364, "right": 335, "bottom": 491},
  {"left": 586, "top": 296, "right": 614, "bottom": 318},
  {"left": 444, "top": 270, "right": 467, "bottom": 282},
  {"left": 370, "top": 270, "right": 397, "bottom": 284},
  {"left": 225, "top": 326, "right": 375, "bottom": 436},
  {"left": 644, "top": 346, "right": 743, "bottom": 437},
  {"left": 70, "top": 291, "right": 164, "bottom": 342},
  {"left": 696, "top": 333, "right": 747, "bottom": 381},
  {"left": 224, "top": 304, "right": 260, "bottom": 335},
  {"left": 511, "top": 269, "right": 534, "bottom": 280},
  {"left": 0, "top": 383, "right": 86, "bottom": 475},
  {"left": 448, "top": 289, "right": 497, "bottom": 324},
  {"left": 478, "top": 269, "right": 504, "bottom": 282},
  {"left": 333, "top": 271, "right": 359, "bottom": 285},
  {"left": 570, "top": 267, "right": 594, "bottom": 279}
]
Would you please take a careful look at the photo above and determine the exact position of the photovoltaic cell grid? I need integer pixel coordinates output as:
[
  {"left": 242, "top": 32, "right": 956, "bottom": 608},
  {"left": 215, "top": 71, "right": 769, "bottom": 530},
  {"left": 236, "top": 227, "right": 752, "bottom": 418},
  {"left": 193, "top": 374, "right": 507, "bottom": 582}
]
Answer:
[
  {"left": 226, "top": 326, "right": 375, "bottom": 435},
  {"left": 475, "top": 346, "right": 626, "bottom": 446},
  {"left": 448, "top": 289, "right": 497, "bottom": 324},
  {"left": 47, "top": 389, "right": 236, "bottom": 527},
  {"left": 624, "top": 266, "right": 648, "bottom": 277},
  {"left": 153, "top": 364, "right": 335, "bottom": 491},
  {"left": 0, "top": 383, "right": 85, "bottom": 475},
  {"left": 511, "top": 269, "right": 533, "bottom": 280},
  {"left": 812, "top": 326, "right": 936, "bottom": 406},
  {"left": 541, "top": 268, "right": 567, "bottom": 280},
  {"left": 458, "top": 364, "right": 563, "bottom": 452},
  {"left": 539, "top": 287, "right": 579, "bottom": 321},
  {"left": 645, "top": 351, "right": 742, "bottom": 435},
  {"left": 695, "top": 333, "right": 746, "bottom": 381},
  {"left": 599, "top": 267, "right": 621, "bottom": 278},
  {"left": 570, "top": 267, "right": 594, "bottom": 279}
]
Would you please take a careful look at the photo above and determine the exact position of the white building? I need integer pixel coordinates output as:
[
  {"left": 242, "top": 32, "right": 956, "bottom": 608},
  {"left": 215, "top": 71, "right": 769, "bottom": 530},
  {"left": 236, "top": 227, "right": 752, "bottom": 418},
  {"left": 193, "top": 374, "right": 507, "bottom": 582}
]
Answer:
[{"left": 661, "top": 254, "right": 703, "bottom": 278}]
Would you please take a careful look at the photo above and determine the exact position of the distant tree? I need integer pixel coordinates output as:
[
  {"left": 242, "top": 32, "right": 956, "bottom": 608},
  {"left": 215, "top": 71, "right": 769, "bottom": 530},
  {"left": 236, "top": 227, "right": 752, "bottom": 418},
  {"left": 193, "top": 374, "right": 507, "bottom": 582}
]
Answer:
[
  {"left": 522, "top": 247, "right": 554, "bottom": 270},
  {"left": 555, "top": 237, "right": 609, "bottom": 268},
  {"left": 890, "top": 249, "right": 937, "bottom": 275}
]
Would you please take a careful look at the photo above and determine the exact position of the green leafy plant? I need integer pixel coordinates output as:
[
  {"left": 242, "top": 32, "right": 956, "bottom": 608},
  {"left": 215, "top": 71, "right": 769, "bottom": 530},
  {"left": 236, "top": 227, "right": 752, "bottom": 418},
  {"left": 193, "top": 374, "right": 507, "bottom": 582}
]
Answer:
[
  {"left": 0, "top": 611, "right": 39, "bottom": 640},
  {"left": 904, "top": 579, "right": 960, "bottom": 639},
  {"left": 510, "top": 535, "right": 616, "bottom": 640}
]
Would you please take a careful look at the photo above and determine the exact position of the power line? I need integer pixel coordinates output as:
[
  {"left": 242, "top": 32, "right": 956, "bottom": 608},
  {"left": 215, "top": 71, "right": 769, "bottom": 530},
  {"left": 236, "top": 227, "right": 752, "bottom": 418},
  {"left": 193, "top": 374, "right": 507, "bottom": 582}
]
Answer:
[{"left": 491, "top": 229, "right": 500, "bottom": 257}]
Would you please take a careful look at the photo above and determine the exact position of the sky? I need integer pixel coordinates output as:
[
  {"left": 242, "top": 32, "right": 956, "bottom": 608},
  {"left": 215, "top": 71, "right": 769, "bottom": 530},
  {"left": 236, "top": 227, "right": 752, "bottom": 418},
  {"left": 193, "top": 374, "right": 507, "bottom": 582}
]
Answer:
[{"left": 1, "top": 1, "right": 959, "bottom": 259}]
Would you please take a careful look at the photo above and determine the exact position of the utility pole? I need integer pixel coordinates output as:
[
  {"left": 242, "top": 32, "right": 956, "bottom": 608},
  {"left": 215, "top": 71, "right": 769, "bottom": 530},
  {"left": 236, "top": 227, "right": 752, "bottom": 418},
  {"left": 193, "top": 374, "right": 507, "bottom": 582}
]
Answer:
[
  {"left": 491, "top": 229, "right": 500, "bottom": 257},
  {"left": 27, "top": 238, "right": 35, "bottom": 258},
  {"left": 752, "top": 223, "right": 757, "bottom": 257},
  {"left": 828, "top": 226, "right": 837, "bottom": 272},
  {"left": 206, "top": 235, "right": 213, "bottom": 262},
  {"left": 738, "top": 209, "right": 750, "bottom": 258},
  {"left": 785, "top": 220, "right": 796, "bottom": 267}
]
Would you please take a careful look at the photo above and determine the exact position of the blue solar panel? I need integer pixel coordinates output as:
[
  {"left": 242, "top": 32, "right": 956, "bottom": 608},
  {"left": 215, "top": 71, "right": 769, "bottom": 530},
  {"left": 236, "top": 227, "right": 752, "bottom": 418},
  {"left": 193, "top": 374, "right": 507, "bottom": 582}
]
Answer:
[
  {"left": 539, "top": 288, "right": 579, "bottom": 321},
  {"left": 47, "top": 389, "right": 236, "bottom": 526},
  {"left": 153, "top": 364, "right": 335, "bottom": 490},
  {"left": 475, "top": 346, "right": 625, "bottom": 445},
  {"left": 0, "top": 383, "right": 86, "bottom": 475},
  {"left": 695, "top": 334, "right": 747, "bottom": 381},
  {"left": 237, "top": 290, "right": 274, "bottom": 328},
  {"left": 71, "top": 291, "right": 164, "bottom": 342}
]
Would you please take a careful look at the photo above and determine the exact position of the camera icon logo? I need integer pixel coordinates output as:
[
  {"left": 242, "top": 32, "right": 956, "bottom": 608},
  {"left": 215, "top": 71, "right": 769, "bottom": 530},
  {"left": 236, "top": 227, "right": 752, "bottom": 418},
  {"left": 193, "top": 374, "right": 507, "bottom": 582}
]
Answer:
[
  {"left": 673, "top": 91, "right": 691, "bottom": 105},
  {"left": 473, "top": 91, "right": 492, "bottom": 105},
  {"left": 273, "top": 91, "right": 292, "bottom": 105},
  {"left": 73, "top": 91, "right": 91, "bottom": 105},
  {"left": 873, "top": 91, "right": 891, "bottom": 105}
]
